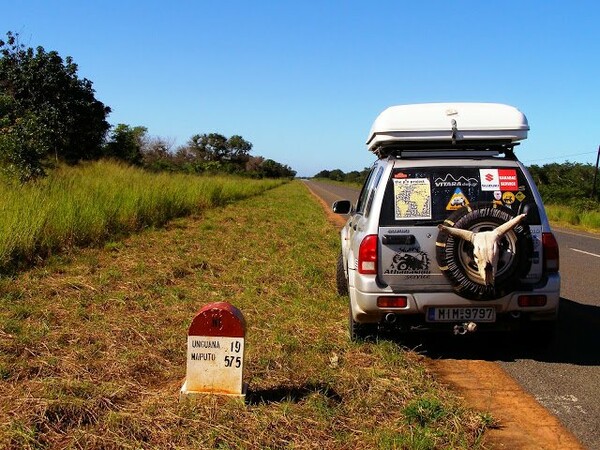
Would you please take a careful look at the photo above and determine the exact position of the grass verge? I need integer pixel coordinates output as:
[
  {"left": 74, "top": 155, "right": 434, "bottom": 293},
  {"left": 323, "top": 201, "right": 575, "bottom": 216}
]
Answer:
[
  {"left": 0, "top": 161, "right": 285, "bottom": 273},
  {"left": 545, "top": 203, "right": 600, "bottom": 233},
  {"left": 0, "top": 181, "right": 489, "bottom": 448}
]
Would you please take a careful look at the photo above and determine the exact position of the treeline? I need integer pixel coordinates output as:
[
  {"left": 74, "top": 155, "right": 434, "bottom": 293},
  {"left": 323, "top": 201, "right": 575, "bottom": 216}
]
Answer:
[
  {"left": 312, "top": 168, "right": 370, "bottom": 184},
  {"left": 528, "top": 162, "right": 599, "bottom": 208},
  {"left": 0, "top": 32, "right": 295, "bottom": 182},
  {"left": 105, "top": 126, "right": 296, "bottom": 179}
]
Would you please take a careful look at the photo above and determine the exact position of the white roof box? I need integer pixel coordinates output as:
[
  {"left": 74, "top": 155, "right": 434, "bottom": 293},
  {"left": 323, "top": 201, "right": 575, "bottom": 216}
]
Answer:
[{"left": 366, "top": 102, "right": 529, "bottom": 152}]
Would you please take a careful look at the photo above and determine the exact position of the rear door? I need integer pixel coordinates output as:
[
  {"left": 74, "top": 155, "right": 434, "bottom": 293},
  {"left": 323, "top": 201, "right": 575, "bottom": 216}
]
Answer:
[{"left": 378, "top": 160, "right": 543, "bottom": 290}]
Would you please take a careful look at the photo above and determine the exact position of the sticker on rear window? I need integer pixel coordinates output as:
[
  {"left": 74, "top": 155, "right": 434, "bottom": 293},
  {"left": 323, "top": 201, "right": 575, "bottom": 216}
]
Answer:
[
  {"left": 480, "top": 168, "right": 519, "bottom": 191},
  {"left": 445, "top": 188, "right": 470, "bottom": 210},
  {"left": 393, "top": 178, "right": 432, "bottom": 220},
  {"left": 480, "top": 169, "right": 500, "bottom": 191}
]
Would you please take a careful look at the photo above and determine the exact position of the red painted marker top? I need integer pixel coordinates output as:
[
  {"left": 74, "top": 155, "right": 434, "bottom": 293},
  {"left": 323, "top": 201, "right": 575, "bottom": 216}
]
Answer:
[{"left": 188, "top": 302, "right": 246, "bottom": 337}]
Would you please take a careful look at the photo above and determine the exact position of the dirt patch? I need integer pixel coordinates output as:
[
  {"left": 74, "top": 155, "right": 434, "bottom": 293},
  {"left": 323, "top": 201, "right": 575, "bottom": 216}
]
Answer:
[
  {"left": 305, "top": 183, "right": 585, "bottom": 450},
  {"left": 428, "top": 359, "right": 583, "bottom": 449}
]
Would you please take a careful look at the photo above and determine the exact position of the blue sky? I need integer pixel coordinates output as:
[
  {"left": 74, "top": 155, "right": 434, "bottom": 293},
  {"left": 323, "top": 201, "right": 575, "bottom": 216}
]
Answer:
[{"left": 3, "top": 1, "right": 599, "bottom": 176}]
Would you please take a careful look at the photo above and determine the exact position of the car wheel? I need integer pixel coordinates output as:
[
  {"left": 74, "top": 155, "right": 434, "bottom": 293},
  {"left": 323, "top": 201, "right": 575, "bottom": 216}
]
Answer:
[
  {"left": 336, "top": 252, "right": 349, "bottom": 296},
  {"left": 349, "top": 304, "right": 378, "bottom": 342},
  {"left": 436, "top": 202, "right": 533, "bottom": 300}
]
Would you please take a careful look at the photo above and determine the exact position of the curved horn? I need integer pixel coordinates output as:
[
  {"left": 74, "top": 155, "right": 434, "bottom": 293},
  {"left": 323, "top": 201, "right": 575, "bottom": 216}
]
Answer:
[
  {"left": 438, "top": 224, "right": 474, "bottom": 242},
  {"left": 495, "top": 213, "right": 527, "bottom": 236}
]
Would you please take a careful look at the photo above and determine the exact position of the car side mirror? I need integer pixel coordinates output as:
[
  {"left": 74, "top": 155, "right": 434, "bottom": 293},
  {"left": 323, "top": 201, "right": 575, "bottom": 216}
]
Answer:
[{"left": 332, "top": 200, "right": 352, "bottom": 214}]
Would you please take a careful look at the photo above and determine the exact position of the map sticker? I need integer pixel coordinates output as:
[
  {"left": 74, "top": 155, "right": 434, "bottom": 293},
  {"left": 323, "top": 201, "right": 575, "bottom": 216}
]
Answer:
[{"left": 393, "top": 178, "right": 432, "bottom": 220}]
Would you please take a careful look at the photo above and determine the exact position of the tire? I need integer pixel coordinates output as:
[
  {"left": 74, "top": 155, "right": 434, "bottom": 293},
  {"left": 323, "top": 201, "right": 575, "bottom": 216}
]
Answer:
[
  {"left": 336, "top": 252, "right": 349, "bottom": 296},
  {"left": 348, "top": 304, "right": 378, "bottom": 342},
  {"left": 436, "top": 202, "right": 533, "bottom": 300}
]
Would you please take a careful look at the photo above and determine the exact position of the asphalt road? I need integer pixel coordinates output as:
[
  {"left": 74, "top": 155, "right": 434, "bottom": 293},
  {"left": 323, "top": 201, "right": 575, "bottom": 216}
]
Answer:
[{"left": 304, "top": 180, "right": 600, "bottom": 449}]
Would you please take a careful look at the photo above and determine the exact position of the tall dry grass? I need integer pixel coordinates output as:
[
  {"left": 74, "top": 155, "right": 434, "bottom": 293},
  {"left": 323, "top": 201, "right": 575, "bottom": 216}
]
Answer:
[{"left": 0, "top": 160, "right": 285, "bottom": 271}]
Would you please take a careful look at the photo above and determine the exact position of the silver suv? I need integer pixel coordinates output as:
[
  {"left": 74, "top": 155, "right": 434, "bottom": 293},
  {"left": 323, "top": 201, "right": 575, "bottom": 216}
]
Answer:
[{"left": 333, "top": 103, "right": 560, "bottom": 341}]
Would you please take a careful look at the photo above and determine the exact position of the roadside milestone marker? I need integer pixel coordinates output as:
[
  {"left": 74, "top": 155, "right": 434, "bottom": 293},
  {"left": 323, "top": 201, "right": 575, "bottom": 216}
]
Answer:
[{"left": 180, "top": 302, "right": 247, "bottom": 400}]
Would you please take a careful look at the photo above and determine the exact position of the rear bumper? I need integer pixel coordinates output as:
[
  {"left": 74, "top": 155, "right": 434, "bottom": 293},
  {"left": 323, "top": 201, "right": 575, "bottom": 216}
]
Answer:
[{"left": 349, "top": 272, "right": 560, "bottom": 324}]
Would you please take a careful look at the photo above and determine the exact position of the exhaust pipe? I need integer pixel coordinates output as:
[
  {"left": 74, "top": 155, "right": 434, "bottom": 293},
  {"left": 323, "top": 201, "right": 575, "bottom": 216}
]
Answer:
[
  {"left": 453, "top": 322, "right": 477, "bottom": 335},
  {"left": 384, "top": 313, "right": 397, "bottom": 324}
]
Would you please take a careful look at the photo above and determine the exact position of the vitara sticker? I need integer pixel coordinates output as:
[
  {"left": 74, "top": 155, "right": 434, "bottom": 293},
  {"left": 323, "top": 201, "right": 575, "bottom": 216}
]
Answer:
[
  {"left": 434, "top": 174, "right": 478, "bottom": 188},
  {"left": 393, "top": 178, "right": 432, "bottom": 220},
  {"left": 499, "top": 169, "right": 518, "bottom": 191},
  {"left": 394, "top": 172, "right": 409, "bottom": 179},
  {"left": 384, "top": 250, "right": 431, "bottom": 278},
  {"left": 480, "top": 169, "right": 500, "bottom": 191},
  {"left": 515, "top": 191, "right": 526, "bottom": 202},
  {"left": 502, "top": 192, "right": 516, "bottom": 205},
  {"left": 445, "top": 188, "right": 470, "bottom": 210}
]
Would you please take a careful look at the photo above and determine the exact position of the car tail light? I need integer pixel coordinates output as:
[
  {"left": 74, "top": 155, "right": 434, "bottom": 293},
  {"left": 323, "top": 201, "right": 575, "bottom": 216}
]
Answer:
[
  {"left": 358, "top": 234, "right": 378, "bottom": 274},
  {"left": 518, "top": 295, "right": 547, "bottom": 307},
  {"left": 542, "top": 232, "right": 559, "bottom": 272},
  {"left": 377, "top": 296, "right": 408, "bottom": 308}
]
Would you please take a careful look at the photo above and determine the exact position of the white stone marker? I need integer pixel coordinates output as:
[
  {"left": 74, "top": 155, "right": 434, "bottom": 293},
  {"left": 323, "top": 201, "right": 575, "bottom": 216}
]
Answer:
[{"left": 180, "top": 301, "right": 246, "bottom": 400}]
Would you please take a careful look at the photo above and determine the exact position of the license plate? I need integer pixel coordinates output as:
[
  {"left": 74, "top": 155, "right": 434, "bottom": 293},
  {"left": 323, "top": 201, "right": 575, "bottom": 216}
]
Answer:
[{"left": 426, "top": 307, "right": 496, "bottom": 322}]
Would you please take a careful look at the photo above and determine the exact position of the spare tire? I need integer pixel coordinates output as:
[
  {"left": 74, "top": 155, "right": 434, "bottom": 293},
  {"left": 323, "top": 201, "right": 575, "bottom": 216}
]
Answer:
[{"left": 436, "top": 202, "right": 533, "bottom": 300}]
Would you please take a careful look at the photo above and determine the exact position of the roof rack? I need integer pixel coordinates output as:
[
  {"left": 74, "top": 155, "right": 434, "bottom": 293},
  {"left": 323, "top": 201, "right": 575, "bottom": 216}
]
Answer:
[{"left": 372, "top": 141, "right": 518, "bottom": 159}]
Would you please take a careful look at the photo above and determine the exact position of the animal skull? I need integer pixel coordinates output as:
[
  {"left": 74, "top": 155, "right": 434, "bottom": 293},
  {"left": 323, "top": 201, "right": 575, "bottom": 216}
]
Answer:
[{"left": 438, "top": 214, "right": 526, "bottom": 286}]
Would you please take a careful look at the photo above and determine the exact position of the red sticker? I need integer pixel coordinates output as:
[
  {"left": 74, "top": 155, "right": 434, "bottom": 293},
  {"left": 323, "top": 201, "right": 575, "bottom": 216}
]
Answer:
[{"left": 498, "top": 169, "right": 518, "bottom": 191}]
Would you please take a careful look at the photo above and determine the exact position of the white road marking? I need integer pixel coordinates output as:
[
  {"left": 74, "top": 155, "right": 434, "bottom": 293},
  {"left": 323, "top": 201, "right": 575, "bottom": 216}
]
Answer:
[
  {"left": 535, "top": 394, "right": 588, "bottom": 416},
  {"left": 555, "top": 228, "right": 600, "bottom": 240},
  {"left": 570, "top": 248, "right": 600, "bottom": 258}
]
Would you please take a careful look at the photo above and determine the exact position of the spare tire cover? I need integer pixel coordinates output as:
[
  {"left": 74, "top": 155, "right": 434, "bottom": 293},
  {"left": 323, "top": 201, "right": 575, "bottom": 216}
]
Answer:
[{"left": 436, "top": 202, "right": 533, "bottom": 300}]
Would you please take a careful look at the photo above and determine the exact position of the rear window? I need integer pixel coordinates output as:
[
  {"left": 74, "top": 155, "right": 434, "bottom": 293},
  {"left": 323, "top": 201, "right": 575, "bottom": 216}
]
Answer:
[{"left": 379, "top": 166, "right": 540, "bottom": 226}]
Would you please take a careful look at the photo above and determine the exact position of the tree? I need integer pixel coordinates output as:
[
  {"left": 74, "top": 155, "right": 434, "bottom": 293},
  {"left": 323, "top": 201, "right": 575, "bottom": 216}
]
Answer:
[
  {"left": 0, "top": 101, "right": 50, "bottom": 181},
  {"left": 103, "top": 124, "right": 147, "bottom": 165},
  {"left": 245, "top": 156, "right": 265, "bottom": 175},
  {"left": 313, "top": 169, "right": 331, "bottom": 179},
  {"left": 329, "top": 169, "right": 345, "bottom": 181},
  {"left": 186, "top": 133, "right": 252, "bottom": 164},
  {"left": 187, "top": 133, "right": 228, "bottom": 162},
  {"left": 0, "top": 31, "right": 111, "bottom": 179},
  {"left": 258, "top": 159, "right": 297, "bottom": 178},
  {"left": 528, "top": 162, "right": 598, "bottom": 204},
  {"left": 142, "top": 135, "right": 177, "bottom": 172},
  {"left": 312, "top": 167, "right": 370, "bottom": 185},
  {"left": 226, "top": 134, "right": 252, "bottom": 164}
]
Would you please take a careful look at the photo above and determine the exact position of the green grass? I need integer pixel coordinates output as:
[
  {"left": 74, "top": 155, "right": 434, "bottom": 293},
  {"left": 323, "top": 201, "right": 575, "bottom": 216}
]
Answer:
[
  {"left": 0, "top": 181, "right": 489, "bottom": 449},
  {"left": 0, "top": 160, "right": 285, "bottom": 272},
  {"left": 545, "top": 203, "right": 600, "bottom": 232}
]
